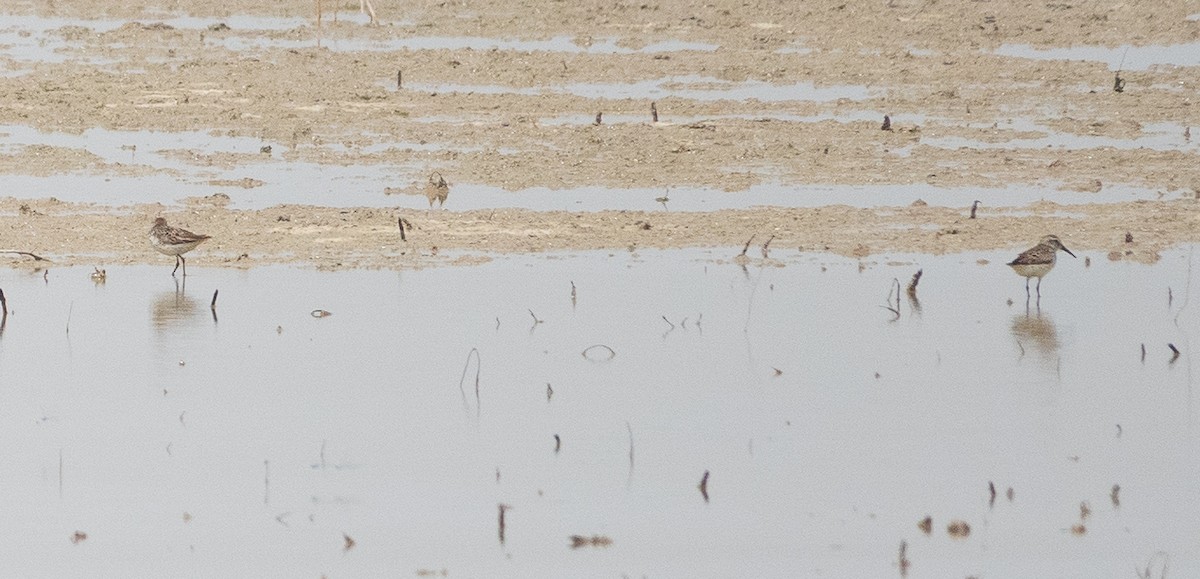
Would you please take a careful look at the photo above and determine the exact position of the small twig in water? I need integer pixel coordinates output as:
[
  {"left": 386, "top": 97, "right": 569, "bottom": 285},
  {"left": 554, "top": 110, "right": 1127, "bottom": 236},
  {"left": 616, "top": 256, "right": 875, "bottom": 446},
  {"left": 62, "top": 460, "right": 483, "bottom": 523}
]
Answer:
[
  {"left": 661, "top": 316, "right": 675, "bottom": 331},
  {"left": 881, "top": 278, "right": 901, "bottom": 320},
  {"left": 553, "top": 434, "right": 561, "bottom": 454},
  {"left": 698, "top": 470, "right": 710, "bottom": 503},
  {"left": 528, "top": 309, "right": 543, "bottom": 325},
  {"left": 1141, "top": 343, "right": 1146, "bottom": 362},
  {"left": 1168, "top": 343, "right": 1180, "bottom": 363},
  {"left": 988, "top": 481, "right": 997, "bottom": 509},
  {"left": 546, "top": 383, "right": 553, "bottom": 402},
  {"left": 582, "top": 344, "right": 616, "bottom": 361},
  {"left": 498, "top": 504, "right": 511, "bottom": 545}
]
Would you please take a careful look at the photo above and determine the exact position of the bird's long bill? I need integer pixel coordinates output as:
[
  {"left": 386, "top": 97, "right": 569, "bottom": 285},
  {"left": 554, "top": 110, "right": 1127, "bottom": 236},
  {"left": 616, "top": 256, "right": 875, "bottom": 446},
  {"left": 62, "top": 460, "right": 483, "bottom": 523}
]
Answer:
[{"left": 1063, "top": 245, "right": 1077, "bottom": 258}]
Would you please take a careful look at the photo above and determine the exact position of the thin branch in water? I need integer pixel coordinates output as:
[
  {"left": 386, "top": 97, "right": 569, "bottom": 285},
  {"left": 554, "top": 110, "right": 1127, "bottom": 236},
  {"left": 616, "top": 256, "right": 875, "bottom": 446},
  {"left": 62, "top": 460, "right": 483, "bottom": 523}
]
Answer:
[
  {"left": 553, "top": 434, "right": 561, "bottom": 454},
  {"left": 1169, "top": 343, "right": 1181, "bottom": 364},
  {"left": 582, "top": 344, "right": 616, "bottom": 361},
  {"left": 881, "top": 278, "right": 901, "bottom": 320},
  {"left": 497, "top": 504, "right": 511, "bottom": 545},
  {"left": 698, "top": 470, "right": 710, "bottom": 503},
  {"left": 1141, "top": 343, "right": 1146, "bottom": 363},
  {"left": 661, "top": 315, "right": 675, "bottom": 331},
  {"left": 546, "top": 383, "right": 553, "bottom": 402},
  {"left": 528, "top": 309, "right": 543, "bottom": 331},
  {"left": 457, "top": 348, "right": 482, "bottom": 416},
  {"left": 988, "top": 481, "right": 997, "bottom": 509}
]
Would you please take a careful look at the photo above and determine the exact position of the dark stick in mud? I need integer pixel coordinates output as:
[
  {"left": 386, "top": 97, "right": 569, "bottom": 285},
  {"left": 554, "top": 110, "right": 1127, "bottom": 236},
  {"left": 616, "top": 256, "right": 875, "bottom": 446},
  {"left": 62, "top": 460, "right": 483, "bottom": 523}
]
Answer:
[{"left": 740, "top": 234, "right": 756, "bottom": 257}]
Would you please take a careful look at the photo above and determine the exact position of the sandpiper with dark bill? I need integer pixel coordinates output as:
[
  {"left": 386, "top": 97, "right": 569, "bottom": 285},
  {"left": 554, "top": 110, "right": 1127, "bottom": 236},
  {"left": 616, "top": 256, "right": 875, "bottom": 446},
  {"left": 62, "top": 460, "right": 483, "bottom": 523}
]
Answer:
[
  {"left": 149, "top": 217, "right": 211, "bottom": 277},
  {"left": 1008, "top": 234, "right": 1075, "bottom": 298}
]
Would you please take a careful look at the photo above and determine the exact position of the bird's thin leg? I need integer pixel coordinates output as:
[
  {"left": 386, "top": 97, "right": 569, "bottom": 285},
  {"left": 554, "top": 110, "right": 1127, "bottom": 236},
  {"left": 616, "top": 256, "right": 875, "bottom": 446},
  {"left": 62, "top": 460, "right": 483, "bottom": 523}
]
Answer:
[
  {"left": 1036, "top": 277, "right": 1042, "bottom": 298},
  {"left": 1024, "top": 277, "right": 1030, "bottom": 297},
  {"left": 181, "top": 255, "right": 188, "bottom": 277},
  {"left": 171, "top": 255, "right": 181, "bottom": 276}
]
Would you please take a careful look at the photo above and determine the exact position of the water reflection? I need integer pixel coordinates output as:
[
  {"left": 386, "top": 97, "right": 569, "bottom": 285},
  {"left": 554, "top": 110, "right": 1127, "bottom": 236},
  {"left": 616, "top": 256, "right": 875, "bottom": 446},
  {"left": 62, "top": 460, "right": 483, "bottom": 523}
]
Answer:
[
  {"left": 151, "top": 277, "right": 204, "bottom": 329},
  {"left": 1011, "top": 301, "right": 1059, "bottom": 363}
]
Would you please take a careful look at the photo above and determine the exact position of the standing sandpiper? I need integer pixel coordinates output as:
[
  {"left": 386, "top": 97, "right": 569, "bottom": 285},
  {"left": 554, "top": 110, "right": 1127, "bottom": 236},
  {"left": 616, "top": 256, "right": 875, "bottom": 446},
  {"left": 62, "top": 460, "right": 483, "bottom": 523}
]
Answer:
[
  {"left": 1008, "top": 235, "right": 1075, "bottom": 298},
  {"left": 149, "top": 217, "right": 211, "bottom": 277}
]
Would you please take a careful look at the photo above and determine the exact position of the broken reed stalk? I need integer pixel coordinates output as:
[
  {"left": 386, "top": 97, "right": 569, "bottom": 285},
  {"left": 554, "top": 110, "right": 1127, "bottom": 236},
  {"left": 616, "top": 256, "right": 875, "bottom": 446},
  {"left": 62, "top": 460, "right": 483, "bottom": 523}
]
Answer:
[
  {"left": 907, "top": 269, "right": 923, "bottom": 294},
  {"left": 457, "top": 348, "right": 482, "bottom": 415},
  {"left": 498, "top": 504, "right": 510, "bottom": 545},
  {"left": 397, "top": 217, "right": 406, "bottom": 241},
  {"left": 740, "top": 234, "right": 756, "bottom": 257}
]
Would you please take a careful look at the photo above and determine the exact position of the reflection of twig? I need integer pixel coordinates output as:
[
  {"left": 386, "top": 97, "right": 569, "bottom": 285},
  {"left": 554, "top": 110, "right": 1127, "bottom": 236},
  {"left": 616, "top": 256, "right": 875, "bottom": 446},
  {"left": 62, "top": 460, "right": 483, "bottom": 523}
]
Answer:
[
  {"left": 458, "top": 348, "right": 482, "bottom": 415},
  {"left": 881, "top": 278, "right": 901, "bottom": 320},
  {"left": 626, "top": 422, "right": 634, "bottom": 484},
  {"left": 498, "top": 504, "right": 511, "bottom": 545},
  {"left": 760, "top": 235, "right": 774, "bottom": 259}
]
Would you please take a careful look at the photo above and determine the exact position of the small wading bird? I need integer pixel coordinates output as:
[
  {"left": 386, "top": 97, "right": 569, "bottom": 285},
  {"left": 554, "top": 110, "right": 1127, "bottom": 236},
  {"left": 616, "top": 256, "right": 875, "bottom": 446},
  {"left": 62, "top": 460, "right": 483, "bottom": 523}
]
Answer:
[
  {"left": 1008, "top": 234, "right": 1075, "bottom": 298},
  {"left": 149, "top": 217, "right": 211, "bottom": 277}
]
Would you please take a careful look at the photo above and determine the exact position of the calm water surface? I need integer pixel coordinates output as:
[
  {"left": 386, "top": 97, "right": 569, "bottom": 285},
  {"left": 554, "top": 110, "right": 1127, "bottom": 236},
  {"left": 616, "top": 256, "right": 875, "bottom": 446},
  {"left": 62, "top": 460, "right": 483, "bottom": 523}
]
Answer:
[{"left": 0, "top": 246, "right": 1196, "bottom": 577}]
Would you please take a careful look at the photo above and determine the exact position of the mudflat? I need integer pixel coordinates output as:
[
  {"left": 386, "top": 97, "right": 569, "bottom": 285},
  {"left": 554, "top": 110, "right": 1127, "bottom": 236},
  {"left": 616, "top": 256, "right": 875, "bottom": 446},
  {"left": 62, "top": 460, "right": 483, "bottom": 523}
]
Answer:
[{"left": 0, "top": 0, "right": 1197, "bottom": 267}]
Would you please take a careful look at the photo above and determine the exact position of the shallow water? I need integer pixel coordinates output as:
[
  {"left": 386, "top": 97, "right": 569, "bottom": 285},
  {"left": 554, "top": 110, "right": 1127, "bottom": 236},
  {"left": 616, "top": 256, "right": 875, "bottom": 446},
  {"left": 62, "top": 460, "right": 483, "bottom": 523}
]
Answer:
[
  {"left": 0, "top": 123, "right": 1180, "bottom": 211},
  {"left": 994, "top": 42, "right": 1200, "bottom": 70},
  {"left": 1, "top": 246, "right": 1199, "bottom": 576}
]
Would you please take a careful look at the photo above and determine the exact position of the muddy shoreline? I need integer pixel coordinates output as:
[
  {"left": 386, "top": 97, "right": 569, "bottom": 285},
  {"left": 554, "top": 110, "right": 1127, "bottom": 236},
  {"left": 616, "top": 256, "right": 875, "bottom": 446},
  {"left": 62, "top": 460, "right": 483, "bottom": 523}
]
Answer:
[{"left": 0, "top": 0, "right": 1198, "bottom": 266}]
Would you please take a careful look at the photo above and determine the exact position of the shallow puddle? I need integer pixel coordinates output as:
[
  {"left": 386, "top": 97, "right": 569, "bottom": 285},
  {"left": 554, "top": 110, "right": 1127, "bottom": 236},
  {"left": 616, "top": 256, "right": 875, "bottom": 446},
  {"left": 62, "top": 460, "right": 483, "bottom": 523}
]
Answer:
[
  {"left": 1, "top": 246, "right": 1198, "bottom": 575},
  {"left": 993, "top": 42, "right": 1200, "bottom": 70}
]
